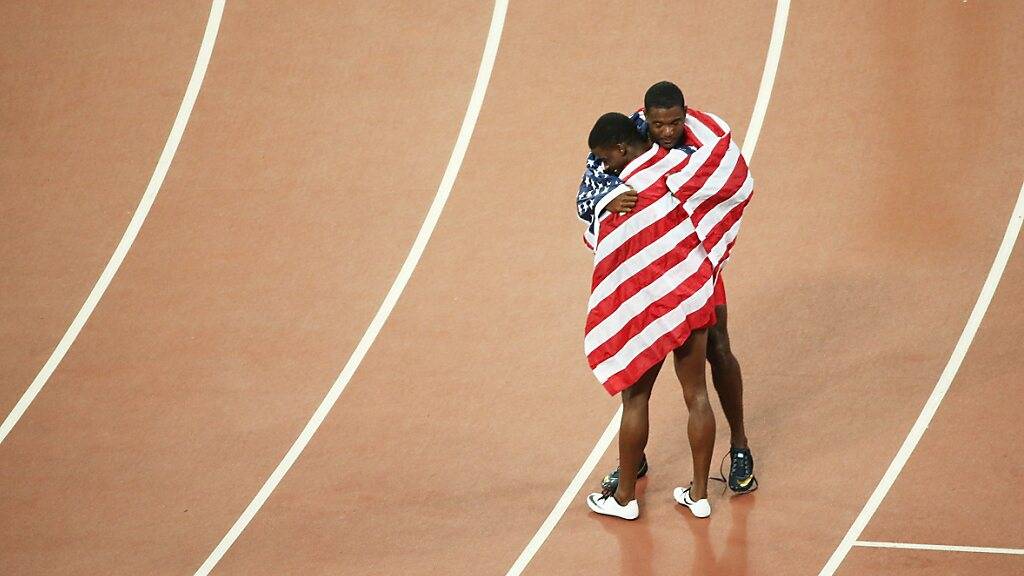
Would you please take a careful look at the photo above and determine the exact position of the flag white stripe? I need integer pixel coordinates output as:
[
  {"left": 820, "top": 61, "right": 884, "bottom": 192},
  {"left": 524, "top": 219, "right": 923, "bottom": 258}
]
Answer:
[
  {"left": 682, "top": 144, "right": 740, "bottom": 215},
  {"left": 708, "top": 217, "right": 742, "bottom": 268},
  {"left": 589, "top": 183, "right": 632, "bottom": 243},
  {"left": 585, "top": 244, "right": 709, "bottom": 354},
  {"left": 594, "top": 194, "right": 677, "bottom": 263},
  {"left": 588, "top": 170, "right": 747, "bottom": 355},
  {"left": 664, "top": 136, "right": 720, "bottom": 192},
  {"left": 592, "top": 149, "right": 694, "bottom": 264},
  {"left": 704, "top": 112, "right": 731, "bottom": 135},
  {"left": 621, "top": 147, "right": 691, "bottom": 193},
  {"left": 592, "top": 217, "right": 741, "bottom": 380},
  {"left": 618, "top": 144, "right": 661, "bottom": 182},
  {"left": 685, "top": 113, "right": 718, "bottom": 146},
  {"left": 594, "top": 147, "right": 710, "bottom": 262},
  {"left": 583, "top": 229, "right": 595, "bottom": 249},
  {"left": 666, "top": 138, "right": 737, "bottom": 213},
  {"left": 695, "top": 174, "right": 753, "bottom": 241},
  {"left": 594, "top": 276, "right": 715, "bottom": 381},
  {"left": 588, "top": 217, "right": 696, "bottom": 309}
]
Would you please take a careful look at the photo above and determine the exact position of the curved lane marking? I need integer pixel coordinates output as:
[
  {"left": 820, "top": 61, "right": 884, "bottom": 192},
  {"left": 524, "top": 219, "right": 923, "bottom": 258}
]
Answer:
[
  {"left": 191, "top": 1, "right": 510, "bottom": 573},
  {"left": 0, "top": 0, "right": 227, "bottom": 445},
  {"left": 503, "top": 1, "right": 791, "bottom": 574},
  {"left": 820, "top": 180, "right": 1024, "bottom": 575}
]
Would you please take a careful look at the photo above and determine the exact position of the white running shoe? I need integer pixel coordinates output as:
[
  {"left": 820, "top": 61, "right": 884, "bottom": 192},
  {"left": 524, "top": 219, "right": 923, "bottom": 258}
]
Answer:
[
  {"left": 586, "top": 492, "right": 639, "bottom": 520},
  {"left": 673, "top": 487, "right": 711, "bottom": 518}
]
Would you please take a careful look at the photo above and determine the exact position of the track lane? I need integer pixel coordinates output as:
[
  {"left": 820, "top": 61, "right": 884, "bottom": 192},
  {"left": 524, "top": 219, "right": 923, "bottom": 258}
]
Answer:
[
  {"left": 0, "top": 1, "right": 211, "bottom": 421},
  {"left": 206, "top": 2, "right": 774, "bottom": 574},
  {"left": 839, "top": 545, "right": 1023, "bottom": 576},
  {"left": 527, "top": 1, "right": 1024, "bottom": 574},
  {"left": 856, "top": 235, "right": 1024, "bottom": 550},
  {"left": 0, "top": 2, "right": 492, "bottom": 574}
]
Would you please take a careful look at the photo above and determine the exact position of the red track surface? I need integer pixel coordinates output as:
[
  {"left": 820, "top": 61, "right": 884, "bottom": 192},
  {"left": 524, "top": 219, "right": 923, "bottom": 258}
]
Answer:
[{"left": 1, "top": 2, "right": 1021, "bottom": 574}]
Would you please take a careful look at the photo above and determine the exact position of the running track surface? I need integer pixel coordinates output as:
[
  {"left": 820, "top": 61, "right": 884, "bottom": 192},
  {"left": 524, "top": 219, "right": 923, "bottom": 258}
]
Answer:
[{"left": 1, "top": 2, "right": 1022, "bottom": 574}]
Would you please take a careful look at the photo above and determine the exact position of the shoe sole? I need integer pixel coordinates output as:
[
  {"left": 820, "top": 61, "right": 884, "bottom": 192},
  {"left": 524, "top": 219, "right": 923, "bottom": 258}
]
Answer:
[
  {"left": 586, "top": 494, "right": 638, "bottom": 520},
  {"left": 729, "top": 475, "right": 758, "bottom": 494}
]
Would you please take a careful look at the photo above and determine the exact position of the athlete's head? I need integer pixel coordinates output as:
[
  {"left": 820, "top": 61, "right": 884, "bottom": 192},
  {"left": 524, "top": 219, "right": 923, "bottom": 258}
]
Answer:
[
  {"left": 644, "top": 81, "right": 687, "bottom": 150},
  {"left": 589, "top": 112, "right": 648, "bottom": 175}
]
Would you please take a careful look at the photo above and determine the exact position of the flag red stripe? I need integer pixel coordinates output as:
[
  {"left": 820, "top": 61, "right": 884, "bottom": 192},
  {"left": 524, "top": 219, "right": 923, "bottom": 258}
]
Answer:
[
  {"left": 587, "top": 258, "right": 715, "bottom": 367},
  {"left": 586, "top": 229, "right": 701, "bottom": 333},
  {"left": 687, "top": 109, "right": 727, "bottom": 138},
  {"left": 584, "top": 108, "right": 750, "bottom": 396},
  {"left": 590, "top": 201, "right": 689, "bottom": 292},
  {"left": 688, "top": 156, "right": 749, "bottom": 228},
  {"left": 599, "top": 297, "right": 718, "bottom": 395}
]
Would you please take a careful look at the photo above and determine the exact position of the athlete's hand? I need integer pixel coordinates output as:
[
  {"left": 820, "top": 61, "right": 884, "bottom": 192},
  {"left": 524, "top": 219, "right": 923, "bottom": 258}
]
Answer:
[{"left": 606, "top": 189, "right": 638, "bottom": 215}]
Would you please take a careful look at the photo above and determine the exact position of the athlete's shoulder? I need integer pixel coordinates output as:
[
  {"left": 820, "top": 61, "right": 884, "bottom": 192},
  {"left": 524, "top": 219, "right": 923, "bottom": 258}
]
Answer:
[{"left": 686, "top": 108, "right": 731, "bottom": 137}]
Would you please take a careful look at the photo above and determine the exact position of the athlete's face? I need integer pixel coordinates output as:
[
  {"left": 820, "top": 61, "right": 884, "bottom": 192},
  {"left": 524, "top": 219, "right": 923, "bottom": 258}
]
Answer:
[
  {"left": 646, "top": 105, "right": 687, "bottom": 149},
  {"left": 592, "top": 144, "right": 630, "bottom": 174}
]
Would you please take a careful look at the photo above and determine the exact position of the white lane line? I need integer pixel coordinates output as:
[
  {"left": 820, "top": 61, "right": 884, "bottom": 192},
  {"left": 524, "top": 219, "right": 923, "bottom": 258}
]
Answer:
[
  {"left": 819, "top": 180, "right": 1024, "bottom": 576},
  {"left": 505, "top": 407, "right": 623, "bottom": 576},
  {"left": 741, "top": 0, "right": 789, "bottom": 161},
  {"left": 191, "top": 2, "right": 509, "bottom": 574},
  {"left": 0, "top": 0, "right": 226, "bottom": 446},
  {"left": 503, "top": 2, "right": 790, "bottom": 574},
  {"left": 854, "top": 541, "right": 1024, "bottom": 556}
]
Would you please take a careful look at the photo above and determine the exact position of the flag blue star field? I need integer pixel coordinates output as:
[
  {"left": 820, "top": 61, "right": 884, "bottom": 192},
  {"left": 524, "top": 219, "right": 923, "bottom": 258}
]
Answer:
[{"left": 576, "top": 110, "right": 697, "bottom": 248}]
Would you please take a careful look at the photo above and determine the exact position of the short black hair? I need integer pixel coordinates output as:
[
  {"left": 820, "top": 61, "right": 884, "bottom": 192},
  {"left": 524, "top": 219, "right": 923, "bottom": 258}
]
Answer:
[
  {"left": 644, "top": 81, "right": 685, "bottom": 110},
  {"left": 588, "top": 112, "right": 644, "bottom": 149}
]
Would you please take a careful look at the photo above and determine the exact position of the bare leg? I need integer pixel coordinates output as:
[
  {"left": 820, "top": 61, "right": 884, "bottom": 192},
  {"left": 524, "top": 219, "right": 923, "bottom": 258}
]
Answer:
[
  {"left": 613, "top": 361, "right": 661, "bottom": 504},
  {"left": 707, "top": 304, "right": 748, "bottom": 449},
  {"left": 674, "top": 329, "right": 715, "bottom": 500}
]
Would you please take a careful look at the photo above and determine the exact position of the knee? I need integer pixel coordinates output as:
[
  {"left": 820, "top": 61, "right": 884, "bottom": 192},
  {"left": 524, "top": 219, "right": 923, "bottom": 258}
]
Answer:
[{"left": 682, "top": 388, "right": 713, "bottom": 412}]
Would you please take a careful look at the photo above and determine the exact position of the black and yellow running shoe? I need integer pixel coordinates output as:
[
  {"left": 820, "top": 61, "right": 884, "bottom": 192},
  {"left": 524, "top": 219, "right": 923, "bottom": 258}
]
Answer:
[
  {"left": 600, "top": 454, "right": 649, "bottom": 494},
  {"left": 728, "top": 446, "right": 757, "bottom": 493}
]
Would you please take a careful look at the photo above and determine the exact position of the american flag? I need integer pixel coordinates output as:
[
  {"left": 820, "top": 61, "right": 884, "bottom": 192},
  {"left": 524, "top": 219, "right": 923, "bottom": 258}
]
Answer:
[
  {"left": 578, "top": 109, "right": 697, "bottom": 250},
  {"left": 584, "top": 110, "right": 753, "bottom": 395}
]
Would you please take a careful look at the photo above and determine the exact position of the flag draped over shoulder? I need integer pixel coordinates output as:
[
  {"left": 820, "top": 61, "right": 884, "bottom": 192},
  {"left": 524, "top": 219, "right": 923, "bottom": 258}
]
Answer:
[{"left": 584, "top": 110, "right": 753, "bottom": 395}]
